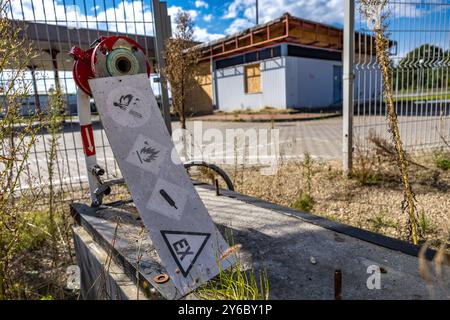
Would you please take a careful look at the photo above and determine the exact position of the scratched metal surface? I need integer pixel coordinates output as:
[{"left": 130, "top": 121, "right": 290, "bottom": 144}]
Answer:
[
  {"left": 73, "top": 184, "right": 450, "bottom": 300},
  {"left": 89, "top": 74, "right": 234, "bottom": 296}
]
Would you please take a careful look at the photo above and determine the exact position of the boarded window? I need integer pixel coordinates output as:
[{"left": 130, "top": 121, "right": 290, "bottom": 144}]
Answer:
[{"left": 244, "top": 64, "right": 262, "bottom": 94}]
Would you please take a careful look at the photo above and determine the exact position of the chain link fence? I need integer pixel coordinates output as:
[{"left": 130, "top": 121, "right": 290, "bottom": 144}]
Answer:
[
  {"left": 353, "top": 0, "right": 450, "bottom": 152},
  {"left": 3, "top": 0, "right": 449, "bottom": 202}
]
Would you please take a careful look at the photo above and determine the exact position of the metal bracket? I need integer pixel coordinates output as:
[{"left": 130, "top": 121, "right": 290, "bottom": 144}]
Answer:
[
  {"left": 90, "top": 164, "right": 111, "bottom": 207},
  {"left": 89, "top": 161, "right": 234, "bottom": 208}
]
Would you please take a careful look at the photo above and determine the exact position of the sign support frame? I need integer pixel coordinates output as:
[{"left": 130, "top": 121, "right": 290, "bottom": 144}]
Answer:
[{"left": 77, "top": 88, "right": 101, "bottom": 205}]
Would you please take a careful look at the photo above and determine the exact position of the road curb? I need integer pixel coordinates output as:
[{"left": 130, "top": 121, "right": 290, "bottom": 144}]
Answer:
[{"left": 188, "top": 113, "right": 342, "bottom": 123}]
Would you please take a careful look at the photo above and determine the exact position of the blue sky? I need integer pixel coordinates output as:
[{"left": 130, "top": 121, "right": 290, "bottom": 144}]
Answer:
[
  {"left": 162, "top": 0, "right": 346, "bottom": 40},
  {"left": 9, "top": 0, "right": 450, "bottom": 46},
  {"left": 10, "top": 0, "right": 346, "bottom": 41},
  {"left": 7, "top": 0, "right": 346, "bottom": 94},
  {"left": 7, "top": 0, "right": 450, "bottom": 93}
]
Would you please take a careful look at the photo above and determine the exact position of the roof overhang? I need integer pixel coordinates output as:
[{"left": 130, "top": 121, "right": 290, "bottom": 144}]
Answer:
[
  {"left": 12, "top": 20, "right": 156, "bottom": 72},
  {"left": 194, "top": 13, "right": 396, "bottom": 61}
]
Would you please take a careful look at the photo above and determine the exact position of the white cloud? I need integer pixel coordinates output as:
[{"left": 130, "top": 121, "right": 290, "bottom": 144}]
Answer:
[
  {"left": 223, "top": 0, "right": 252, "bottom": 19},
  {"left": 223, "top": 0, "right": 427, "bottom": 32},
  {"left": 221, "top": 0, "right": 344, "bottom": 36},
  {"left": 168, "top": 5, "right": 200, "bottom": 38},
  {"left": 166, "top": 6, "right": 223, "bottom": 42},
  {"left": 203, "top": 14, "right": 213, "bottom": 22},
  {"left": 225, "top": 18, "right": 253, "bottom": 35},
  {"left": 223, "top": 0, "right": 344, "bottom": 26},
  {"left": 195, "top": 0, "right": 209, "bottom": 9},
  {"left": 9, "top": 0, "right": 154, "bottom": 35},
  {"left": 194, "top": 27, "right": 224, "bottom": 42},
  {"left": 168, "top": 5, "right": 198, "bottom": 21}
]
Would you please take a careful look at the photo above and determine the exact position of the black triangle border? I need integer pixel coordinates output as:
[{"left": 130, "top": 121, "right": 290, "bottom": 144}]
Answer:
[{"left": 161, "top": 230, "right": 211, "bottom": 278}]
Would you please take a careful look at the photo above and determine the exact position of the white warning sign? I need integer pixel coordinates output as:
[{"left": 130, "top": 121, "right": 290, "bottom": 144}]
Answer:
[
  {"left": 90, "top": 74, "right": 235, "bottom": 297},
  {"left": 125, "top": 134, "right": 167, "bottom": 174},
  {"left": 161, "top": 230, "right": 211, "bottom": 277},
  {"left": 146, "top": 178, "right": 189, "bottom": 220}
]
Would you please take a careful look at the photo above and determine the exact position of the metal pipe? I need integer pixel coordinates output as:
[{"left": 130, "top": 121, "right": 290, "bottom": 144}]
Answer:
[
  {"left": 256, "top": 0, "right": 259, "bottom": 25},
  {"left": 342, "top": 0, "right": 355, "bottom": 175},
  {"left": 211, "top": 56, "right": 219, "bottom": 109},
  {"left": 28, "top": 65, "right": 42, "bottom": 115},
  {"left": 46, "top": 48, "right": 61, "bottom": 92}
]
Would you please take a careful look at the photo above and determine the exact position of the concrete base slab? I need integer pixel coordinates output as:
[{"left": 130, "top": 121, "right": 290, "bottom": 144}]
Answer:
[
  {"left": 73, "top": 225, "right": 149, "bottom": 300},
  {"left": 71, "top": 184, "right": 450, "bottom": 300}
]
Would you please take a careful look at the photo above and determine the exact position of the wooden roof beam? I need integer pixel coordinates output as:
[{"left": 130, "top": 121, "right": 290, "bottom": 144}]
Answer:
[
  {"left": 253, "top": 28, "right": 267, "bottom": 34},
  {"left": 286, "top": 15, "right": 289, "bottom": 37},
  {"left": 238, "top": 33, "right": 252, "bottom": 41},
  {"left": 224, "top": 39, "right": 237, "bottom": 45},
  {"left": 198, "top": 34, "right": 289, "bottom": 61}
]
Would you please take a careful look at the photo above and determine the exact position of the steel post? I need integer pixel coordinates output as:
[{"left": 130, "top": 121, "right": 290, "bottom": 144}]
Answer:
[{"left": 343, "top": 0, "right": 355, "bottom": 175}]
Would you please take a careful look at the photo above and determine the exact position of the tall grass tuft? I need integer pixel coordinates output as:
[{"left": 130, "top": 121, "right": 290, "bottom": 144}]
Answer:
[
  {"left": 195, "top": 230, "right": 269, "bottom": 300},
  {"left": 0, "top": 0, "right": 45, "bottom": 298},
  {"left": 45, "top": 88, "right": 65, "bottom": 265},
  {"left": 195, "top": 255, "right": 270, "bottom": 300},
  {"left": 0, "top": 1, "right": 73, "bottom": 299},
  {"left": 292, "top": 152, "right": 315, "bottom": 212},
  {"left": 360, "top": 0, "right": 421, "bottom": 244}
]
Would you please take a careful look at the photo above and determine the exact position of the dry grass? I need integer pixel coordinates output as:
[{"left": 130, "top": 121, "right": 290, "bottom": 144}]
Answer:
[
  {"left": 3, "top": 208, "right": 76, "bottom": 300},
  {"left": 208, "top": 153, "right": 450, "bottom": 250},
  {"left": 0, "top": 1, "right": 75, "bottom": 299}
]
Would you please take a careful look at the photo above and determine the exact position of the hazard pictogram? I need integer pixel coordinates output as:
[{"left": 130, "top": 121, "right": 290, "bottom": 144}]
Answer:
[{"left": 161, "top": 230, "right": 211, "bottom": 277}]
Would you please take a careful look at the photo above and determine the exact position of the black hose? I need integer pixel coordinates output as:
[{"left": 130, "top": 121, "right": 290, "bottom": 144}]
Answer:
[{"left": 183, "top": 160, "right": 235, "bottom": 191}]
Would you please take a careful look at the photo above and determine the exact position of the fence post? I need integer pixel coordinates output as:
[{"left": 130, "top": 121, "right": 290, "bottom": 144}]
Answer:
[
  {"left": 343, "top": 0, "right": 355, "bottom": 175},
  {"left": 152, "top": 0, "right": 172, "bottom": 135}
]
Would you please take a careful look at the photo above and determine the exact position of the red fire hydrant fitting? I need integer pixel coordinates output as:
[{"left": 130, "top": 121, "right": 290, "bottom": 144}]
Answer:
[{"left": 70, "top": 36, "right": 151, "bottom": 96}]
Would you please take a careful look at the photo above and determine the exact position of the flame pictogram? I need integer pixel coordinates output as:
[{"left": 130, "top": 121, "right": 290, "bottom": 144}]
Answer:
[{"left": 137, "top": 141, "right": 159, "bottom": 163}]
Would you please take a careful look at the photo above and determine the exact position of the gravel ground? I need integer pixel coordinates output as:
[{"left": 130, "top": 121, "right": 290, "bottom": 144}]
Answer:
[
  {"left": 220, "top": 154, "right": 450, "bottom": 250},
  {"left": 68, "top": 151, "right": 450, "bottom": 249}
]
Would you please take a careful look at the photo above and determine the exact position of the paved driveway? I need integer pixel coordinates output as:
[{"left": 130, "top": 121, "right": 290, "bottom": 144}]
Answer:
[{"left": 12, "top": 114, "right": 450, "bottom": 190}]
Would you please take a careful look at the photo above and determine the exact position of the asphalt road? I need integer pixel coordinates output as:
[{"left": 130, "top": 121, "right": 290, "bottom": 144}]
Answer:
[{"left": 12, "top": 115, "right": 450, "bottom": 190}]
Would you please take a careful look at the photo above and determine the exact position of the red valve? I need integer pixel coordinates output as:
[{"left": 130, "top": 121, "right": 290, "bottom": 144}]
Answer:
[
  {"left": 70, "top": 46, "right": 95, "bottom": 96},
  {"left": 70, "top": 36, "right": 151, "bottom": 96}
]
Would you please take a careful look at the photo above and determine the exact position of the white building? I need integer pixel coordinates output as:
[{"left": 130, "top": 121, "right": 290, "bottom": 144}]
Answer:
[{"left": 186, "top": 13, "right": 387, "bottom": 114}]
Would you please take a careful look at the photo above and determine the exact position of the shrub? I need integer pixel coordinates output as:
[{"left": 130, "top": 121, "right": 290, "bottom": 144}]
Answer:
[
  {"left": 433, "top": 152, "right": 450, "bottom": 171},
  {"left": 292, "top": 192, "right": 315, "bottom": 212}
]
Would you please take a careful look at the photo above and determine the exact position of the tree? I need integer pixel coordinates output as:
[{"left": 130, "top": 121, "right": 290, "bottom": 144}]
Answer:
[
  {"left": 162, "top": 11, "right": 199, "bottom": 130},
  {"left": 393, "top": 44, "right": 450, "bottom": 91}
]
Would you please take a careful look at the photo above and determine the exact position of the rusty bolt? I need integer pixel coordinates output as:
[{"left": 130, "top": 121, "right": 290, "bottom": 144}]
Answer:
[{"left": 153, "top": 273, "right": 170, "bottom": 284}]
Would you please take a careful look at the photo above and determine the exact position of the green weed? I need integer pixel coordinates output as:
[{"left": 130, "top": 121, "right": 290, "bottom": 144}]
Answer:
[
  {"left": 195, "top": 230, "right": 269, "bottom": 300},
  {"left": 292, "top": 192, "right": 315, "bottom": 212},
  {"left": 433, "top": 152, "right": 450, "bottom": 171},
  {"left": 418, "top": 211, "right": 434, "bottom": 236},
  {"left": 368, "top": 211, "right": 397, "bottom": 233}
]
